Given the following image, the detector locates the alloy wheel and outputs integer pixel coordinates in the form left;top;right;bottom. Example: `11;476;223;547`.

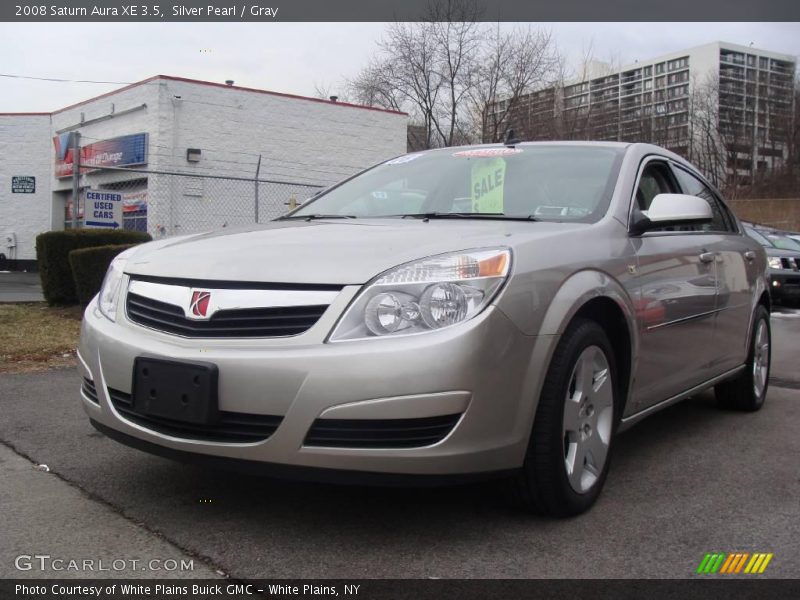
562;345;614;494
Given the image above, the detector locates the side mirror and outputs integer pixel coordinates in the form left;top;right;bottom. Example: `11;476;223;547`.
631;193;712;235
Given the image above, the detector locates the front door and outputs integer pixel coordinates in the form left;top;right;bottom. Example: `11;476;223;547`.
629;159;719;410
672;166;754;374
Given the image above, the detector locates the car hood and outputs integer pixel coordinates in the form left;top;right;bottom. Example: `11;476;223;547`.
124;219;584;285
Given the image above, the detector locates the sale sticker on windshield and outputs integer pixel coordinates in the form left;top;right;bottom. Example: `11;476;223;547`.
471;158;506;213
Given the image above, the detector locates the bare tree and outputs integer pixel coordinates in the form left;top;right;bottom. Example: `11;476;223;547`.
346;57;405;112
355;21;445;148
312;81;333;100
346;3;557;148
427;1;483;146
469;25;558;143
689;72;728;189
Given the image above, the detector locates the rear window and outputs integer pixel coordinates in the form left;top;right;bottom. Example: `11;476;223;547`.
291;146;624;223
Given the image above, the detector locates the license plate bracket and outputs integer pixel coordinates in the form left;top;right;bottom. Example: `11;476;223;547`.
132;357;219;425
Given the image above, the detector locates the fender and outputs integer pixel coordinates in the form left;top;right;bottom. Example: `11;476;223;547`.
537;269;638;343
507;269;640;456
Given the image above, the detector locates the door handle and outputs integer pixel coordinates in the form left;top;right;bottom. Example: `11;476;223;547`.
699;252;715;264
744;250;756;262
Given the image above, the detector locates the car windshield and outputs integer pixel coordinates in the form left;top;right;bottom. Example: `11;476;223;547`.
287;146;624;223
745;227;772;247
766;234;800;252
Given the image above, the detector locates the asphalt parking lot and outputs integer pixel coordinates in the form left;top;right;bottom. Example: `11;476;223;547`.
0;272;44;303
1;308;799;580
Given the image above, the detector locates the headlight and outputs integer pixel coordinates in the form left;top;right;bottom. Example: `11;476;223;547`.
97;254;130;321
329;248;511;342
768;257;783;270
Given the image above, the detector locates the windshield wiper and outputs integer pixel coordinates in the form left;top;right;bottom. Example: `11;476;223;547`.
399;212;539;222
276;214;358;221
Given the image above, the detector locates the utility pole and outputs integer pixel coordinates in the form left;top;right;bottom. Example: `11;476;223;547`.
70;131;81;229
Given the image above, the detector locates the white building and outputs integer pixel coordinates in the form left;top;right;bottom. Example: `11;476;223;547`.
0;75;408;270
492;41;796;186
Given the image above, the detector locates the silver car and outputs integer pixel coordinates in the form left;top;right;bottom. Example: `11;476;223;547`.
79;142;771;516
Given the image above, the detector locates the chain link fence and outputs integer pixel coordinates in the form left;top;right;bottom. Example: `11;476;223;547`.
65;166;325;237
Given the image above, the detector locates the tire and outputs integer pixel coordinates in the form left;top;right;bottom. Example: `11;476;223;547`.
715;304;771;412
510;318;619;517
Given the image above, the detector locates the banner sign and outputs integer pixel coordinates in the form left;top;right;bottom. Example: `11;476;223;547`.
11;176;36;193
84;190;124;229
122;189;148;213
54;133;148;178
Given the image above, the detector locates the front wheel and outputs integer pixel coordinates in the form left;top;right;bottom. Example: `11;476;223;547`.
510;319;618;517
714;305;771;411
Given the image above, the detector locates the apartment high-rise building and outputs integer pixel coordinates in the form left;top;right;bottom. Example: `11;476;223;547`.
487;42;796;186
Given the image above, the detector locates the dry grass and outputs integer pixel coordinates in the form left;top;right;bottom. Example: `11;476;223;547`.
0;303;83;373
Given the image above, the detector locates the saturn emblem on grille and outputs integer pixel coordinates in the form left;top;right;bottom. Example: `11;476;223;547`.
190;291;211;318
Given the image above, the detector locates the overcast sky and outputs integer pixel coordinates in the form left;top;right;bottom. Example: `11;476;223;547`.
0;22;797;112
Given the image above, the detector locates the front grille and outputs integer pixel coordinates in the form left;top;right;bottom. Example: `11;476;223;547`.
304;414;462;449
126;292;328;338
82;377;99;404
780;258;800;270
108;387;283;443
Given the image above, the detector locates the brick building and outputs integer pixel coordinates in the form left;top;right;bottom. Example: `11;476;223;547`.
0;76;408;270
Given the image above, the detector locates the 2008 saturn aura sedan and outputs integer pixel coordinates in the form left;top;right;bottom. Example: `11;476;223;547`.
79;142;771;516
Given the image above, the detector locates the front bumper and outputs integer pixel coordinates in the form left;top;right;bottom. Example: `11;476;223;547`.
769;270;800;302
79;296;553;477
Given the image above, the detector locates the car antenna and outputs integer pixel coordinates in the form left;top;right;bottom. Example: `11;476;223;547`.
504;128;522;147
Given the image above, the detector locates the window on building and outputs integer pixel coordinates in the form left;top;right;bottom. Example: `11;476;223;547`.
667;57;689;71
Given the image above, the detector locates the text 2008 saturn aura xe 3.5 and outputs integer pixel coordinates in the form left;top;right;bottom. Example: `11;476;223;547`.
79;142;770;516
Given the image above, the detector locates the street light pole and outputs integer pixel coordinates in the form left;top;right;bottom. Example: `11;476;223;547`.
70;131;81;229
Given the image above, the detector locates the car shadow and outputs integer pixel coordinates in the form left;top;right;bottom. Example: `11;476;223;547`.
118;390;725;518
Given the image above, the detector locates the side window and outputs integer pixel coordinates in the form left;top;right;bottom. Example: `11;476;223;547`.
635;161;691;233
635;161;678;212
674;168;735;233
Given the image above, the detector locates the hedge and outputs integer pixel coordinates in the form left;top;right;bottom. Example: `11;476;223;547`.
68;244;138;306
36;229;151;305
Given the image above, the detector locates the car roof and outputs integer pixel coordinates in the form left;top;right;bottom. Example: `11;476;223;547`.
420;141;631;154
414;141;695;170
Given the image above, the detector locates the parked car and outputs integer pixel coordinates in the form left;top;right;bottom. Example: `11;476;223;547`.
744;226;800;305
79;142;770;516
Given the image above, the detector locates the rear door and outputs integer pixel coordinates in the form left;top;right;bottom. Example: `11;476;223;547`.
628;158;719;411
